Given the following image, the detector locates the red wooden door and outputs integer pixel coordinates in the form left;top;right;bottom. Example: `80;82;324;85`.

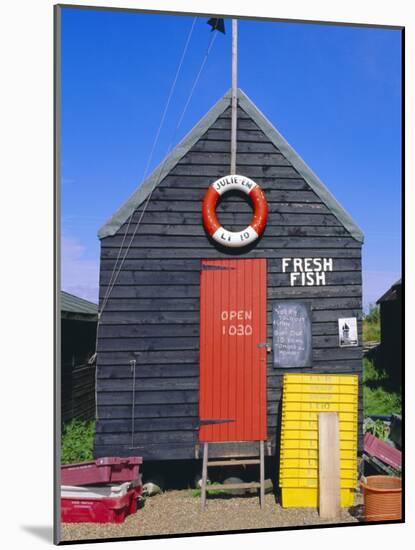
199;258;267;442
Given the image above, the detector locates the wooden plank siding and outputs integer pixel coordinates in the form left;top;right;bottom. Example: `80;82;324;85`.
62;363;96;423
94;105;363;460
61;318;97;424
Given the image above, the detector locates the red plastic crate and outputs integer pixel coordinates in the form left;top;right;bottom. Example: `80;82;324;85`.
364;432;402;470
61;457;143;486
61;481;143;523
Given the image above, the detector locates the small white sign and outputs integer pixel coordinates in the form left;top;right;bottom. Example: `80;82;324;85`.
338;317;358;347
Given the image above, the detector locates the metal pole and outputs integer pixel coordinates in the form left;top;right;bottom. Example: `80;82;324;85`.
231;18;238;174
130;359;136;448
201;443;209;511
260;440;265;509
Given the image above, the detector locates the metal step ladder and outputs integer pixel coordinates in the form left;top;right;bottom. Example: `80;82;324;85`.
200;441;265;510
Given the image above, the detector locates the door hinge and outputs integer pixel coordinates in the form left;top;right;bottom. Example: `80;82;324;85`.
201;264;235;271
199;418;236;426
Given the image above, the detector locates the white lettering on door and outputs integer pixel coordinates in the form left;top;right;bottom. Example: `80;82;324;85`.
221;310;253;336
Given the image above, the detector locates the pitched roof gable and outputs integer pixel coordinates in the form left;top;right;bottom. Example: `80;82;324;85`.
98;88;364;242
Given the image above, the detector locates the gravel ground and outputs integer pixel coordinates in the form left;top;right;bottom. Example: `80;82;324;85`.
60;488;364;542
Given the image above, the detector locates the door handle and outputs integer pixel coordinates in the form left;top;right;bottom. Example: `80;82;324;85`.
257;342;272;352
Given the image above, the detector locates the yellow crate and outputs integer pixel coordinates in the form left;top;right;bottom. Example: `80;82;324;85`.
279;468;357;481
280;448;357;460
283;374;358;386
283;392;358;404
282;401;358;413
282;411;358;423
280;429;356;441
281;439;357;451
281;419;356;432
280;487;355;508
279;477;357;489
283;384;358;396
279;373;359;505
280;457;357;470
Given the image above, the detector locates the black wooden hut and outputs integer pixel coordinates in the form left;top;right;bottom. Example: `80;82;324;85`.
61;291;98;423
377;279;402;385
94;89;364;463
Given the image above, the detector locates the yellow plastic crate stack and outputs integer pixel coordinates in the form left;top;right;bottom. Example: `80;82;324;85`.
279;373;359;508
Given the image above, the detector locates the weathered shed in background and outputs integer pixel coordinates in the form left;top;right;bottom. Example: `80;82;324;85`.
93;88;364;465
377;279;402;386
61;291;98;423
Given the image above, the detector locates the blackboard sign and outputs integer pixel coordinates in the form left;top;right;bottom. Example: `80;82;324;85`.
272;302;312;368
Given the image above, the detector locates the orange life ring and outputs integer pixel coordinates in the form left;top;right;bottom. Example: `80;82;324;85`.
202;175;268;248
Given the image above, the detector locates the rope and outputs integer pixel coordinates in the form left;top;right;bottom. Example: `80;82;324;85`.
95;22;220;426
99;27;219;317
141;16;198;184
175;30;218;130
99;16;198;316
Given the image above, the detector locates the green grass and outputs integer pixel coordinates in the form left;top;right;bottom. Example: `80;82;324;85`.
363;322;380;343
192;482;227;497
364;418;390;440
61;419;96;464
362;305;401;416
363;357;401;417
362;304;380;342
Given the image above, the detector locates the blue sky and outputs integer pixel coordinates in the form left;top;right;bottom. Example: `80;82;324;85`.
60;7;402;309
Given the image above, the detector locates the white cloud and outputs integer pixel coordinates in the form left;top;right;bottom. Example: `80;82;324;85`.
61;235;99;304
